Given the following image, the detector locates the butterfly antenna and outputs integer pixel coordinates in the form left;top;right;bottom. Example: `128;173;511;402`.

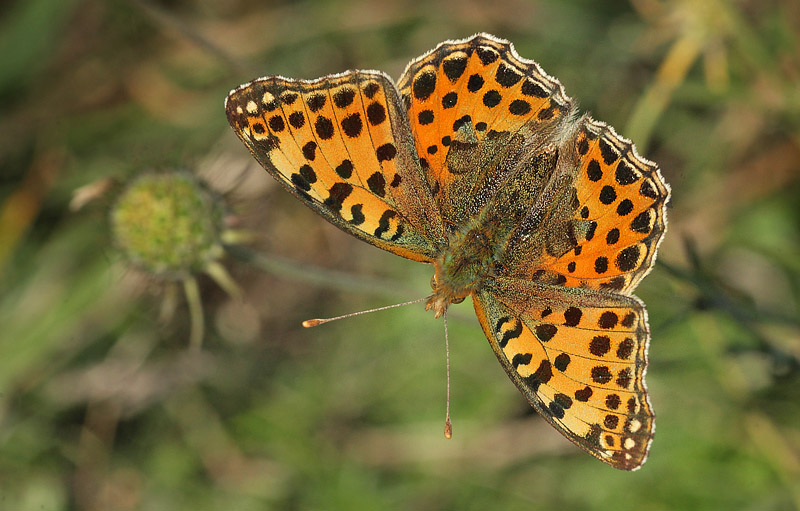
302;297;428;328
444;308;453;439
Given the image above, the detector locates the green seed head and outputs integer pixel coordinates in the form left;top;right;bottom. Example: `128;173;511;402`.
111;172;226;277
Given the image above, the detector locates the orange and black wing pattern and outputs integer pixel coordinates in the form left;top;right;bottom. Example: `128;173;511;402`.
226;71;444;262
545;120;669;293
397;34;575;227
226;34;668;472
503;118;670;294
474;278;655;470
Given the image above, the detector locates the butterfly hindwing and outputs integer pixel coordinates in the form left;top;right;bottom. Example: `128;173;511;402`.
549;120;670;292
473;277;655;470
500;117;670;292
225;71;444;262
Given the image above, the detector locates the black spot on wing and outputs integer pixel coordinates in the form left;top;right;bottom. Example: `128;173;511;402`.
442;92;458;109
495;63;522;87
349;204;365;225
523;360;552;391
315;116;334;139
335;159;353;179
616;368;632;389
640;179;658;198
498;319;523;348
621;313;636;328
442;55;468;82
577;138;589;155
268;115;285;132
376;143;397;162
599;138;618;165
575;386;593;402
476;46;499;65
522;79;548;98
616;199;634;216
367;172;386;197
363;82;380;99
467;74;484;92
288;111;305;129
615;160;639;185
616;245;641;271
483;90;502;107
418;110;434;125
554;353;571;371
333;87;355;108
598;312;618;329
509;99;531;115
299;164;316;184
341;113;362;138
549;401;566;419
323;182;353;213
413;71;436;101
599;186;617;205
281;92;297;105
563;307;582;326
606;394;621;410
535;324;557;342
617;338;634;360
307;93;326;112
366;102;386;126
374;209;397;238
591;366;613;384
302;141;317;160
587;160;603;181
631;211;652;233
512;352;533;369
589;335;611;356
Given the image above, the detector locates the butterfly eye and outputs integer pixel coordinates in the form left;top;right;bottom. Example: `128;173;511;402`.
451;295;466;304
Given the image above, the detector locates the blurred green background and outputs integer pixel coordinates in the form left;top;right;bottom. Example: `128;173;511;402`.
1;0;799;509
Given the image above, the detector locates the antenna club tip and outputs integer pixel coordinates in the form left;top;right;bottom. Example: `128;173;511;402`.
302;319;321;328
444;420;452;439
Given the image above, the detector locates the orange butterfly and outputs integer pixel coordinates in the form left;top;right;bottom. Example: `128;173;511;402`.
225;33;669;470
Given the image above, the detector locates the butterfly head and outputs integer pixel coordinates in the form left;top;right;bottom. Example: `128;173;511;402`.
426;224;498;318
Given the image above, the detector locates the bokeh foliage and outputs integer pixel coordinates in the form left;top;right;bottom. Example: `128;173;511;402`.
1;0;799;510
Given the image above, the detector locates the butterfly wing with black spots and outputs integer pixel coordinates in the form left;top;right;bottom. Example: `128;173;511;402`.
473;277;655;470
226;71;445;262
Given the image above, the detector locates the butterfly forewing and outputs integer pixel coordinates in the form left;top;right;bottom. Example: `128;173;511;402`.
225;72;443;262
397;34;575;229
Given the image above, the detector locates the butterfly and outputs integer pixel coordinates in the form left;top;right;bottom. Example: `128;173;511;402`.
225;33;670;470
